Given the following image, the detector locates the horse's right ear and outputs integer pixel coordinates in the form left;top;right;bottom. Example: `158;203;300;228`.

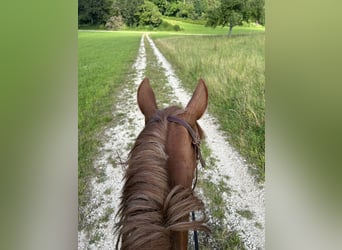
185;79;208;122
137;78;158;122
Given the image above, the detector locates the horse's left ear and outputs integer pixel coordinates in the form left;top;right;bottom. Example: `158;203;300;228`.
185;79;208;121
137;78;158;122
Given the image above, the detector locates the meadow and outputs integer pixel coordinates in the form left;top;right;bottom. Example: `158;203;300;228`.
78;31;142;225
141;18;266;178
78;21;265;232
161;17;265;35
153;33;265;181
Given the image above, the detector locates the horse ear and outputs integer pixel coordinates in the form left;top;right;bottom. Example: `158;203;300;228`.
137;78;158;121
185;79;208;121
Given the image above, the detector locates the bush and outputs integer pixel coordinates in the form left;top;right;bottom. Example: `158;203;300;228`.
159;20;172;30
137;1;162;27
105;15;124;30
176;2;195;18
173;24;181;31
157;20;182;32
164;2;179;16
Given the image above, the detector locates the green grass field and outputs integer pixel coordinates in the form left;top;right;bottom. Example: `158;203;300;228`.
153;34;265;181
78;31;141;226
161;17;264;35
78;20;265;232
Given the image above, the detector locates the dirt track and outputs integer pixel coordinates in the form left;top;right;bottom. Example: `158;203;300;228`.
78;34;265;250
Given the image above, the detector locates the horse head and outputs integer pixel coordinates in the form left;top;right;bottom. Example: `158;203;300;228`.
138;78;208;249
116;78;209;250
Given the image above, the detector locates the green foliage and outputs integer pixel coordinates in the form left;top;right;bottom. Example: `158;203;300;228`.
164;1;180;16
206;0;265;36
114;0;163;28
150;0;168;14
165;15;206;25
206;0;246;36
173;24;181;31
248;0;265;25
137;1;162;27
117;0;144;27
78;0;264;28
158;20;182;31
193;0;208;16
176;2;196;18
78;0;112;25
163;1;198;19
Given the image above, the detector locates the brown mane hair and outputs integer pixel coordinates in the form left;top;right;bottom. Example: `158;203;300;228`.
115;106;208;250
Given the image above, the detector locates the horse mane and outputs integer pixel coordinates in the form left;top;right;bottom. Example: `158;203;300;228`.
115;106;208;250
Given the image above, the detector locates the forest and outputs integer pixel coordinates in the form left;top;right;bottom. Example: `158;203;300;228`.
78;0;265;35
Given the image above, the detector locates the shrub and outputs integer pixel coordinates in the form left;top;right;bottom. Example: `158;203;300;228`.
105;15;124;30
164;2;179;16
176;2;195;18
173;24;181;31
158;20;182;32
137;1;162;27
159;20;172;30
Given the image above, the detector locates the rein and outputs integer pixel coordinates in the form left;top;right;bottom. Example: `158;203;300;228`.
167;115;206;250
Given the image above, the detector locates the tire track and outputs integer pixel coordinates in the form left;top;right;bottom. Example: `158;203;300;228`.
78;33;265;250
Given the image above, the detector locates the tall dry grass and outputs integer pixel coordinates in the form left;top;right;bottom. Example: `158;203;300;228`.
154;34;265;180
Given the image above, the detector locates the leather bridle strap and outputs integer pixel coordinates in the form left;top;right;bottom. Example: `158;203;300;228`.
167;115;204;250
167;115;206;191
167;115;199;144
167;115;206;169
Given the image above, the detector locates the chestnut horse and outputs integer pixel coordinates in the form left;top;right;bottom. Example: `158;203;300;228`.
115;78;209;250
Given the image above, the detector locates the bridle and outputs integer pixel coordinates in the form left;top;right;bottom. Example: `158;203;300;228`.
167;115;206;189
167;115;206;250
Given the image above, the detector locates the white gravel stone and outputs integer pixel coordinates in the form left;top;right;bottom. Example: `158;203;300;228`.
78;33;265;250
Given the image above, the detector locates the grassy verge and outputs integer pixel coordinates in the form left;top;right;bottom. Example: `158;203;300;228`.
142;37;177;107
153;34;265;182
193;142;246;249
78;31;142;228
198;180;246;250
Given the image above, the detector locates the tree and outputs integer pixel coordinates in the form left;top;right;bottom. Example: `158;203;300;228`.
150;0;168;15
117;0;144;27
78;0;112;25
177;2;196;18
206;0;247;36
105;15;124;30
164;1;179;16
193;0;208;17
248;0;265;25
137;1;162;27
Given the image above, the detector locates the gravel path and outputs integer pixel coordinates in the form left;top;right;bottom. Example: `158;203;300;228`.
78;33;265;250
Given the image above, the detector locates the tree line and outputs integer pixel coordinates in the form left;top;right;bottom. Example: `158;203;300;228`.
78;0;264;35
